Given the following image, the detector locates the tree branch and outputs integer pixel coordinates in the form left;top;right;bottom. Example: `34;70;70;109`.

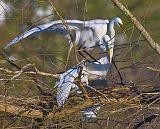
111;0;160;55
0;98;93;119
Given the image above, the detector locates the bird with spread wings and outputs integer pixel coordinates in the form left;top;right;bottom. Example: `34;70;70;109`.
5;17;123;65
5;17;124;107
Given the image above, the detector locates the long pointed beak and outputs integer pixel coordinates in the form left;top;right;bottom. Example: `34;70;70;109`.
118;23;126;36
108;48;112;63
107;47;114;64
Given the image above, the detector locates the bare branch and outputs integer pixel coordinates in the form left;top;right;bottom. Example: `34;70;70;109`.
110;0;160;55
147;67;160;72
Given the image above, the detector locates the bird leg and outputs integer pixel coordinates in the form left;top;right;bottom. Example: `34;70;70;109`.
112;59;125;86
78;44;101;64
78;45;95;63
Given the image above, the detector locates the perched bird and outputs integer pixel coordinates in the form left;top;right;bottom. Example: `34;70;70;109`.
5;17;123;65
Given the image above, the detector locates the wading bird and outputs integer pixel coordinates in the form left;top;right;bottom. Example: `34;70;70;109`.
4;17;123;118
5;17;123;66
4;17;123;106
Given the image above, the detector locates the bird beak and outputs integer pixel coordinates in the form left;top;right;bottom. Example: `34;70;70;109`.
107;48;112;63
107;46;114;64
118;23;126;36
108;48;110;63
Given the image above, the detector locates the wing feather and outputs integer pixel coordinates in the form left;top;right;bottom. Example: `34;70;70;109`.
5;19;109;49
56;67;79;107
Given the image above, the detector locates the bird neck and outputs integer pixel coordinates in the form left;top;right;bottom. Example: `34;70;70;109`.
75;30;81;43
108;21;115;42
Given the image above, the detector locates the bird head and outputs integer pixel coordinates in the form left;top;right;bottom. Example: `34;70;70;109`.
114;17;126;35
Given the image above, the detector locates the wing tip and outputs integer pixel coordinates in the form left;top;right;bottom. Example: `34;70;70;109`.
4;43;12;49
4;44;9;49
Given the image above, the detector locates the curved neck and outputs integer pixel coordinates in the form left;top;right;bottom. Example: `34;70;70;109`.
108;21;115;43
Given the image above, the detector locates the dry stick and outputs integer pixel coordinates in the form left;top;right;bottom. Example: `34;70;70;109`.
0;55;59;79
86;85;109;100
112;59;125;85
49;0;80;68
0;99;93;119
0;94;141;119
111;0;160;55
76;66;89;99
133;114;158;129
147;67;160;72
4;64;59;81
0;51;53;96
0;52;53;127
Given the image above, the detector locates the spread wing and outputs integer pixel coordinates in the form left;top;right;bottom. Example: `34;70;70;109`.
5;20;79;49
56;66;79;107
5;19;109;49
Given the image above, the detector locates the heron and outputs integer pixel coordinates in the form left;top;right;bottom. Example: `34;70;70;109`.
5;17;123;66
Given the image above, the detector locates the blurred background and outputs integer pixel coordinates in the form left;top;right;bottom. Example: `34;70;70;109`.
0;0;160;128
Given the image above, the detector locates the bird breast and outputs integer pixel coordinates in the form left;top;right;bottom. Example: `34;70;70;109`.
79;28;97;48
91;24;107;39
